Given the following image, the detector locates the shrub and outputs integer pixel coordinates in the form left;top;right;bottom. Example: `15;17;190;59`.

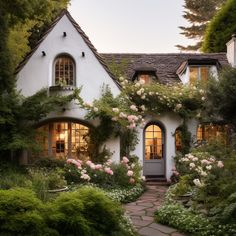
0;188;54;235
33;157;66;169
0;172;32;190
29;168;67;201
64;156;143;188
46;186;134;236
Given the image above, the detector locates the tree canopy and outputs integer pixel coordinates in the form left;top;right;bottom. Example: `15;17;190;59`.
176;0;225;51
202;0;236;53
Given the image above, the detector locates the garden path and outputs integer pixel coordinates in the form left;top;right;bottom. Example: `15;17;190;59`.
124;184;186;236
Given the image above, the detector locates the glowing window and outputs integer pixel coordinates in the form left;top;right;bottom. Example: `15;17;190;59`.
145;124;164;160
189;66;210;84
37;122;89;159
54;55;75;86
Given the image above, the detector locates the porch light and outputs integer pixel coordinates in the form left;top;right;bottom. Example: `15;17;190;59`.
63;32;67;37
42;51;46;56
82;52;85;57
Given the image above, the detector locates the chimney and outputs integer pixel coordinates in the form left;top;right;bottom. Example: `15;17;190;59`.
226;34;236;67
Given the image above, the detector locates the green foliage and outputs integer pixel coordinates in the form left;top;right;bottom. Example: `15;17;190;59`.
106;56;129;79
46;187;133;236
32;157;66;169
0;88;80;157
177;0;225;51
104;184;144;203
0;188;53;235
155;203;236;236
177;122;192;154
120;129;139;157
30;168;67;201
123;80;205;119
202;0;236;52
205;68;236;127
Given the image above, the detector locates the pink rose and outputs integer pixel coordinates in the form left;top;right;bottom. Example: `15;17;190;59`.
122;156;129;163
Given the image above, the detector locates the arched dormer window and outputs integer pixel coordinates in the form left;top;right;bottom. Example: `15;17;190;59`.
54;55;75;86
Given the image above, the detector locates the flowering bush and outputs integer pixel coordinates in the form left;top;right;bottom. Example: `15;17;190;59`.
65;156;143;188
122;79;205;119
174;152;224;188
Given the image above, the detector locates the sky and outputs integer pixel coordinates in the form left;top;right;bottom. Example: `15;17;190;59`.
68;0;196;53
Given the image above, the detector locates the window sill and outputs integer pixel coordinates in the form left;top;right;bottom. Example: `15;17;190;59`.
49;85;76;91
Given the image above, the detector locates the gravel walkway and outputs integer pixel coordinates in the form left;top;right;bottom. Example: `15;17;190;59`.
124;184;186;236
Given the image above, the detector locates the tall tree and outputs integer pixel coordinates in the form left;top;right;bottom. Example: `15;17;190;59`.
202;0;236;53
176;0;225;51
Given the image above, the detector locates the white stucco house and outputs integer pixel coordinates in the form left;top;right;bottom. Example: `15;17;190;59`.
16;10;236;181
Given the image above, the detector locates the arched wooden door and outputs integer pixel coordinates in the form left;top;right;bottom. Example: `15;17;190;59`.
143;124;165;176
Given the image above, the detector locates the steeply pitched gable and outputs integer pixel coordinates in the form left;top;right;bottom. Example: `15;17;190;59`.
16;9;120;88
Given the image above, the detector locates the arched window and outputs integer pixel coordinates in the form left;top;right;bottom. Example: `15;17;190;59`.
54;55;75;86
37;121;89;159
145;124;164;160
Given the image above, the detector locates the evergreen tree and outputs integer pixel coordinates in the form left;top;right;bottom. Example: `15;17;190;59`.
176;0;225;51
202;0;236;53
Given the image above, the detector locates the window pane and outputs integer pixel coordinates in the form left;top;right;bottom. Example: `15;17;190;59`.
201;67;209;82
189;67;198;84
36;122;89;160
145;124;163;160
55;56;75;86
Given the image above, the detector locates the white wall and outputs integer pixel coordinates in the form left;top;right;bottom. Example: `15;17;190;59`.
16;15;120;101
226;36;236;67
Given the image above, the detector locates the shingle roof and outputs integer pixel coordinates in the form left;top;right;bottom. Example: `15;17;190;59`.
101;53;229;84
15;9;120;88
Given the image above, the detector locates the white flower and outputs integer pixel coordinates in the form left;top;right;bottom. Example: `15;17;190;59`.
206;165;212;170
93;107;98;112
140;105;146;111
193;179;204;187
141;95;146;99
175;103;182;110
200;171;207;177
189;163;196;169
112;108;119;113
130;105;138;111
135;82;140;87
119;112;127;118
201;96;205;101
199;89;204;94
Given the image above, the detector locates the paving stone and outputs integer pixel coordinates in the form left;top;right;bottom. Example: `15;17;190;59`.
130;210;146;216
137;202;154;207
141;215;154;221
125;205;147;212
149;223;177;234
131;219;153;227
138;227;167;236
131;216;142;220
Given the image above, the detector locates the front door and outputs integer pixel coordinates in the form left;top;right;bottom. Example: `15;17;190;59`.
143;124;165;176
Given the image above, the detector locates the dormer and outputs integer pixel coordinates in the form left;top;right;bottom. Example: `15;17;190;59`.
176;59;220;84
132;67;158;84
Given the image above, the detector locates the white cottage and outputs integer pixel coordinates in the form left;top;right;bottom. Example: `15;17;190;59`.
16;10;236;181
